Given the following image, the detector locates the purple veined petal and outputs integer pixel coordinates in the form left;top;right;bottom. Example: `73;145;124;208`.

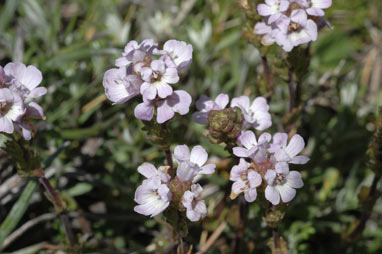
238;130;257;149
258;132;272;144
233;147;249;158
244;188;257;202
190;145;208;167
186;209;199;221
257;4;274;16
115;57;130;67
0;87;14;101
254;22;272;35
134;184;156;204
306;20;318;41
230;159;249;181
191;183;203;194
5;63;43;91
0;116;14;134
140;67;153;82
151;59;166;74
274;149;291;162
157;184;171;202
162;67;179;84
286;171;304;189
182;190;194;208
134;102;154;121
26;102;44;119
248;170;262;188
279;0;290;11
251;111;272;130
250;96;269;112
276;184;296;203
138;163;158;178
290;155;310;164
262;34;276;45
269;132;288;153
231;180;246;195
18;123;32;140
291;9;308;26
285;134;306;158
275;162;289;175
177;161;199;183
174;144;191;162
168;90;192;115
195;95;213;111
141;82;157;100
156;100;175;124
194;200;207;217
163;40;193;70
281;37;294;52
199;164;216;175
156;82;173;99
123;40;139;54
268;13;282;24
103;68;140;104
192;112;209;124
215;93;229;109
312;0;332;9
306;7;325;16
29;87;47;98
264;169;277;185
231;96;250;110
265;185;280;205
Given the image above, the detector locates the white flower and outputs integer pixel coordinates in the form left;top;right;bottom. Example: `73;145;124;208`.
182;184;207;222
264;162;304;205
257;0;290;24
160;40;193;71
134;176;172;217
230;96;272;130
268;133;309;164
233;130;271;163
174;145;216;182
137;162;171;183
0;88;25;134
230;158;262;202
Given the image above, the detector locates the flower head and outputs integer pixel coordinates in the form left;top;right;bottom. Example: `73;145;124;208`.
230;96;272;130
174;145;216;182
0;88;25;134
268;133;309;164
230;158;262;202
264;162;303;205
233;130;271;163
182;184;207;222
257;0;290;23
134;90;192;124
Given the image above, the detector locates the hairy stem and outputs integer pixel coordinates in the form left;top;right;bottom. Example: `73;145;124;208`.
273;226;280;249
348;175;380;241
38;171;75;248
261;55;274;97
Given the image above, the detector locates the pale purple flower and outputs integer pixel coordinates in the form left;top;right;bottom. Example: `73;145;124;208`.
192;93;229;124
0;88;25;134
134;90;191;124
274;11;318;52
174;144;216;182
137;162;171;183
14;102;45;140
230;158;262;202
3;62;47;98
257;0;290;24
102;67;142;104
233;130;271;163
254;22;277;46
231;96;272;130
182;184;207;222
268;133;309;164
264;162;303;205
296;0;332;16
115;39;158;68
140;59;179;100
160;40;193;71
134;176;172;217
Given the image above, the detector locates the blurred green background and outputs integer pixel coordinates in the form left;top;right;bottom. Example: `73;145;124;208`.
0;0;381;253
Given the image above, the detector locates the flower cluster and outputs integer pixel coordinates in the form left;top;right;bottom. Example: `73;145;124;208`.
231;131;308;205
0;63;46;139
103;39;193;123
134;145;215;222
193;93;271;131
254;0;332;52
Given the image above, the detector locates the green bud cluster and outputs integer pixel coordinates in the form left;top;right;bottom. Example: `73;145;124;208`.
207;107;243;146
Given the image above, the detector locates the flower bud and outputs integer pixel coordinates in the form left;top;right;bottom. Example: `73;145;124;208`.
207;107;243;145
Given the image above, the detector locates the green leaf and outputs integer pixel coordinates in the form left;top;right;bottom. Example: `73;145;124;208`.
66;183;93;197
